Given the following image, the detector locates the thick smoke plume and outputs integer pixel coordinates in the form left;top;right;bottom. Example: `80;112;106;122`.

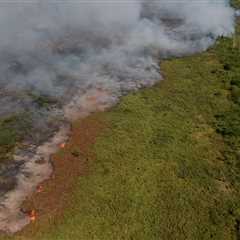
0;1;234;116
0;0;235;233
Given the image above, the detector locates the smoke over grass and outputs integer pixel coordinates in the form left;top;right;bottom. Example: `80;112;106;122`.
0;1;234;117
0;0;235;234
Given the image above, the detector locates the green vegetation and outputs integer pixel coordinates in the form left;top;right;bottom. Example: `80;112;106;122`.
232;0;240;8
28;92;59;108
0;92;59;163
3;22;239;240
213;31;240;187
0;114;31;163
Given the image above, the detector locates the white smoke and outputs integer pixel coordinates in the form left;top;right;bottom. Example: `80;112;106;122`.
0;0;235;103
0;0;236;233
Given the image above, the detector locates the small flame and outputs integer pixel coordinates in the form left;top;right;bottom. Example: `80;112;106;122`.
87;95;98;102
60;143;66;149
36;185;43;193
29;210;37;222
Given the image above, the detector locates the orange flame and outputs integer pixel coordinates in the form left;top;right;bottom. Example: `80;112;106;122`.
36;185;43;193
29;210;37;222
60;143;66;149
87;95;98;102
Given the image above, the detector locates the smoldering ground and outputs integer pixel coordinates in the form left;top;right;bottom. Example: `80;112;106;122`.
0;0;235;233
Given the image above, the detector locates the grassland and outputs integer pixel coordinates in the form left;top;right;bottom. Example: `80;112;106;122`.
0;2;239;239
1;15;239;240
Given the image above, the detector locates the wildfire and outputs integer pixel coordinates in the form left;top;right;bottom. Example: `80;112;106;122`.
29;210;37;222
36;185;43;193
87;95;98;102
60;143;66;149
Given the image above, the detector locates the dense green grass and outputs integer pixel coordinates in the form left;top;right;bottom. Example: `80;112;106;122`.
4;28;240;239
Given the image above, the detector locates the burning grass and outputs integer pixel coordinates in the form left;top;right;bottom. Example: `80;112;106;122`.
0;115;106;238
1;23;240;239
0;0;236;234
